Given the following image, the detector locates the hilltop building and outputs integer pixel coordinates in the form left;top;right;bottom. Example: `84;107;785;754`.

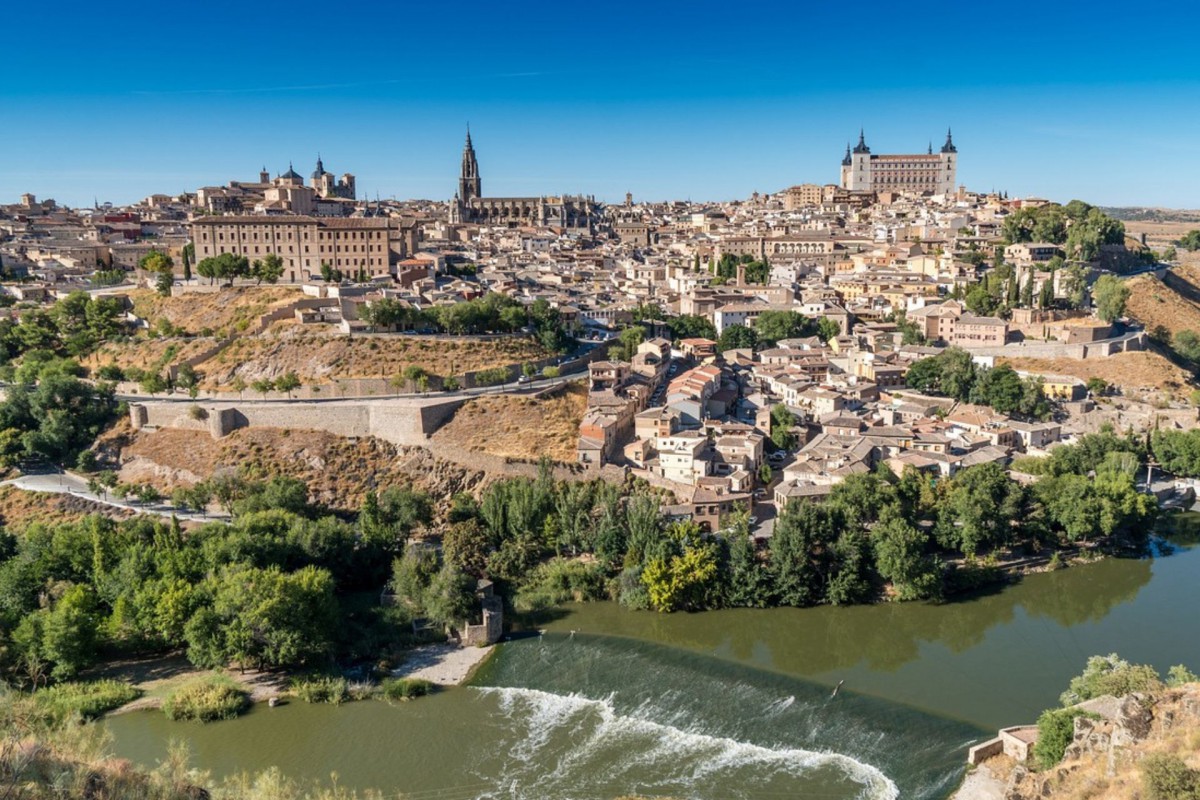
448;128;599;229
840;130;958;195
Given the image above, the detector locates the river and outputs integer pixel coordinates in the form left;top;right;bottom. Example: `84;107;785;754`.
105;516;1200;800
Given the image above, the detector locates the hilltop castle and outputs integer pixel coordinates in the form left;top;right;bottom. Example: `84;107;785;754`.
840;129;957;195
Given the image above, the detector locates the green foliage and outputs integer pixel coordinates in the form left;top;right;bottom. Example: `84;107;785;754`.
1033;707;1096;769
906;348;1050;418
1173;330;1200;364
196;253;249;285
1141;754;1200;800
251;253;285;285
291;675;349;705
33;679;140;721
1059;653;1163;706
513;558;608;612
474;367;510;386
380;677;434;701
666;314;717;341
162;674;249;722
816;317;842;343
1167;664;1200;687
769;404;796;450
1091;274;1130;322
754;310;815;346
717;324;757;353
1178;230;1200;252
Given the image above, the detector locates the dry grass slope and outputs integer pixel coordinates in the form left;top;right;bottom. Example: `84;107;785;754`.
129;286;302;335
200;331;551;386
119;427;483;512
433;382;588;463
1125;264;1200;339
1002;352;1191;394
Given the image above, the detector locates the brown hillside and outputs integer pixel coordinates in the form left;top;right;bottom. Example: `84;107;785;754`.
82;337;223;375
433;382;588;463
0;485;134;530
199;330;550;386
118;427;483;512
1125;263;1200;338
987;684;1200;800
129;286;303;335
1001;351;1191;393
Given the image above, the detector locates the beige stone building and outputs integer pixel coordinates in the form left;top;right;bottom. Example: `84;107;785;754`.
840;130;957;195
190;216;417;283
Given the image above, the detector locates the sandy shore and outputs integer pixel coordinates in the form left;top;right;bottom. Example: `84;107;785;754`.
394;643;496;686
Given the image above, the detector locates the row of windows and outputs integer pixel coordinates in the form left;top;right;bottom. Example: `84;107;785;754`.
198;229;387;243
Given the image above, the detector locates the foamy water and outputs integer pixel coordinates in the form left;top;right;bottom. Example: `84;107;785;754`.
472;685;898;800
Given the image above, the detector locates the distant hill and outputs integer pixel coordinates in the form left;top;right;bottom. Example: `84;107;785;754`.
1100;206;1200;223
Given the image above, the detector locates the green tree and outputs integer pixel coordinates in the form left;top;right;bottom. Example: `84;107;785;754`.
717;324;758;353
873;508;941;601
251;253;285;285
275;371;301;398
1091;274;1130;322
769;404;796;451
41;584;99;680
1178;230;1200;252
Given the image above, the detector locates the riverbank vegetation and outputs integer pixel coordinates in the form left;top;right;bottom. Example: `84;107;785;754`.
389;433;1155;616
162;675;248;722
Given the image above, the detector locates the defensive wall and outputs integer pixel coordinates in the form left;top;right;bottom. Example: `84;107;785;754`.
129;396;467;448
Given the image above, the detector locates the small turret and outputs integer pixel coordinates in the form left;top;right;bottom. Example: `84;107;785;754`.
853;128;870;154
941;128;957;154
842;143;852;166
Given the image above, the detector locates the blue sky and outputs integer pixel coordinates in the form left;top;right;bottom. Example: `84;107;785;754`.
1;0;1196;208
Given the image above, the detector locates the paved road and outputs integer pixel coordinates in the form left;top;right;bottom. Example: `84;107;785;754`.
2;472;228;523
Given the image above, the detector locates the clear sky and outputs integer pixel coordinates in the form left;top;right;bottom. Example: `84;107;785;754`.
1;0;1196;209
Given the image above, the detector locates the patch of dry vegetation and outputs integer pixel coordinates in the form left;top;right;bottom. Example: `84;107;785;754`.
81;336;222;375
129;286;302;336
199;331;551;387
991;683;1200;800
1002;352;1191;393
1126;264;1200;339
434;382;588;462
118;427;481;512
0;485;133;530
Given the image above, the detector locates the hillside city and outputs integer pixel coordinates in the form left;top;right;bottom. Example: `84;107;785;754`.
5;127;1200;800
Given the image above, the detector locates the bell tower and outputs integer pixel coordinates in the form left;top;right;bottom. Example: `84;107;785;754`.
458;126;481;204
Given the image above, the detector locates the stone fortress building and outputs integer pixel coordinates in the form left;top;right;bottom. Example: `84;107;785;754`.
449;128;599;229
840;129;957;195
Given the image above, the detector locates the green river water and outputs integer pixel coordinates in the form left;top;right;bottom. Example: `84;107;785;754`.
105;517;1200;800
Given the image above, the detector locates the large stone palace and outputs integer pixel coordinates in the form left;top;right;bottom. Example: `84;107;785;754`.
448;128;599;229
839;129;958;195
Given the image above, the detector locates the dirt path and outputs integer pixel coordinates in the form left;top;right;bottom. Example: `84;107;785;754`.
393;643;495;686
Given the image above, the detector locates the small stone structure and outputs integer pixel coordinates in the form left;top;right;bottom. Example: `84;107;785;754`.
461;579;503;647
966;725;1039;765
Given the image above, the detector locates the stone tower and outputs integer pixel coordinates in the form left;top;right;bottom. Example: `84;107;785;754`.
458;127;481;204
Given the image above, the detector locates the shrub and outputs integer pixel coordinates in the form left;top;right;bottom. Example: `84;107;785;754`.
34;680;141;721
188;405;208;421
542;366;560;379
474;367;510;387
380;678;434;701
163;675;248;722
1033;708;1096;769
1060;653;1163;705
1141;753;1200;800
291;675;348;705
514;558;609;612
1168;664;1200;687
